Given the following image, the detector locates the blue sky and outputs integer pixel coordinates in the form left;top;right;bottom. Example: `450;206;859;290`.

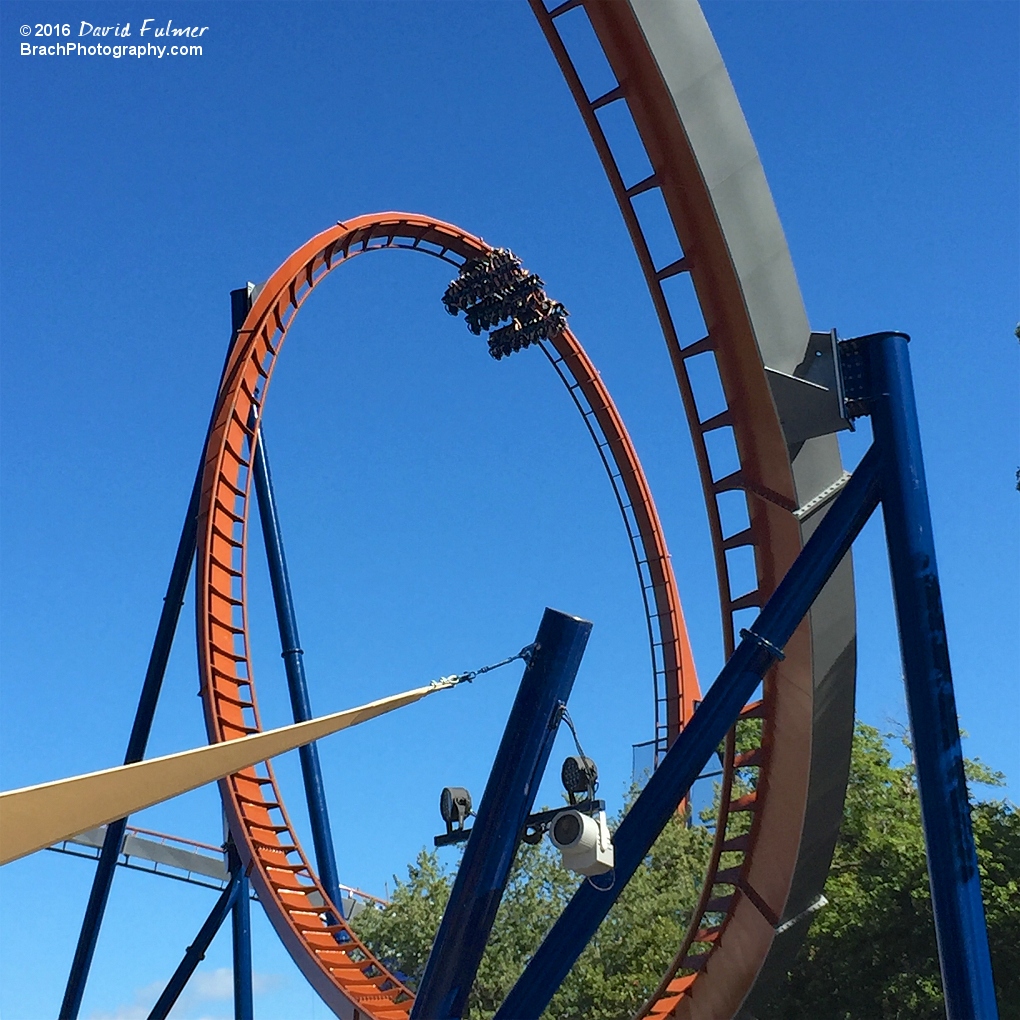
1;2;1016;1017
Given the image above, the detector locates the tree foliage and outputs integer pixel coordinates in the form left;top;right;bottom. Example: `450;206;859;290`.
354;798;712;1020
353;724;1019;1019
763;724;1019;1020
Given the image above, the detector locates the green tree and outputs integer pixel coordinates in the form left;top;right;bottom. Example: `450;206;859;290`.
761;724;1019;1020
353;797;712;1020
354;726;1019;1019
353;849;451;986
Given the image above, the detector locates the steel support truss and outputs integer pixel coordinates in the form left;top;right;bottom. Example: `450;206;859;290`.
492;332;996;1020
58;279;997;1020
60;286;340;1019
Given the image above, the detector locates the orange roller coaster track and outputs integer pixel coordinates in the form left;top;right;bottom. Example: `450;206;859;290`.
527;4;858;1017
196;212;702;1019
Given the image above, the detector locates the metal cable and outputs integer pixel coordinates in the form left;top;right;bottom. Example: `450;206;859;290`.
429;644;536;691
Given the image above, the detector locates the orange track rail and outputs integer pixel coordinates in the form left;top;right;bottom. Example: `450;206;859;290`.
195;213;701;1018
530;4;829;1016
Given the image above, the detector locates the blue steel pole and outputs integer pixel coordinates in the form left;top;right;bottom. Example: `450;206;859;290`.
412;608;593;1020
227;842;254;1020
495;448;882;1020
147;871;243;1020
866;332;997;1019
59;470;203;1020
250;426;343;915
60;300;246;1019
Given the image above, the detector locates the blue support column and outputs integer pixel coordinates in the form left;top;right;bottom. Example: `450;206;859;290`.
227;841;253;1020
60;301;246;1019
495;449;881;1020
147;872;243;1020
866;332;998;1019
412;608;592;1020
60;472;203;1020
250;427;343;915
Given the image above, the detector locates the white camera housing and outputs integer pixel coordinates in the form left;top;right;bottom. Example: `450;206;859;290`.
548;808;614;876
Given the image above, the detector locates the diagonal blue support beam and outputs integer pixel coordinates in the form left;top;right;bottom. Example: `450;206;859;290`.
250;424;344;916
865;331;997;1019
60;295;247;1019
412;608;592;1020
61;475;202;1011
60;449;205;1020
495;446;882;1020
147;870;243;1020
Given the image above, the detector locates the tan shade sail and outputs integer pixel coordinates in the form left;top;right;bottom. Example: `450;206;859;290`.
0;683;442;865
